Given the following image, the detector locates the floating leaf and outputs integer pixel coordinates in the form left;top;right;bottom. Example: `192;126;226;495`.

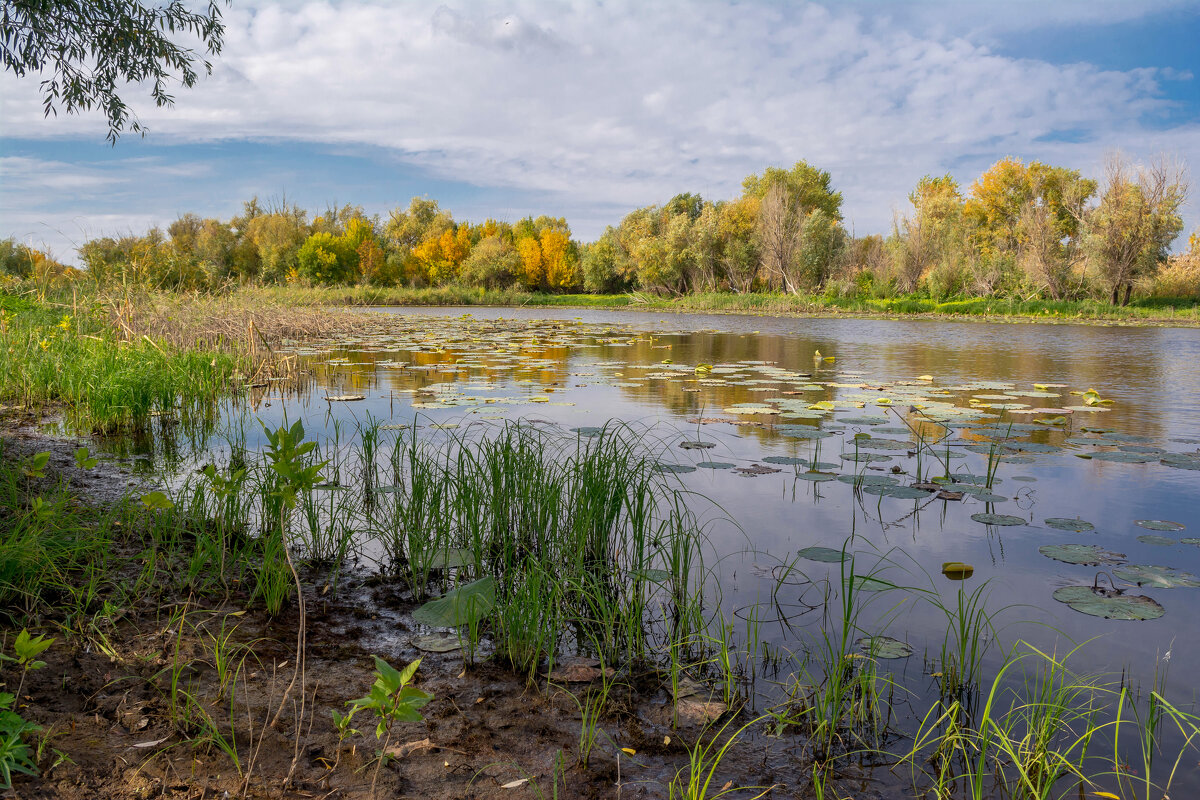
941;562;975;580
855;636;913;659
1112;565;1200;588
1135;520;1185;532
326;394;366;402
1045;518;1096;532
762;455;806;466
680;441;716;450
863;484;936;500
655;463;697;475
696;461;735;470
1052;585;1163;620
413;577;496;628
794;471;837;482
1039;544;1126;566
971;513;1025;527
797;546;847;563
1136;534;1177;546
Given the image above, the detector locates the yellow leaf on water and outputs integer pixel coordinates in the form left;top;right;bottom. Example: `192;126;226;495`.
917;375;933;381
621;747;636;755
1091;793;1121;800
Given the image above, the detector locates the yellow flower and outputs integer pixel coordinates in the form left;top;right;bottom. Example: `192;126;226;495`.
38;339;49;351
58;314;72;331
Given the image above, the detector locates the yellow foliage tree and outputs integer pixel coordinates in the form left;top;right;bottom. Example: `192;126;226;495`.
540;229;577;289
517;236;544;288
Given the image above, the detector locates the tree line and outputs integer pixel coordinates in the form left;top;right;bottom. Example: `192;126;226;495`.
4;153;1196;304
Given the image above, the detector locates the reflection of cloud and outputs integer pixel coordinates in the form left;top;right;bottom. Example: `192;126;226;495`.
0;1;1197;246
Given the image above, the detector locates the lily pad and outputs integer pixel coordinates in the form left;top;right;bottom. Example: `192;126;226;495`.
655;463;697;475
1088;451;1156;464
1039;544;1126;566
1052;585;1164;620
1181;538;1200;546
762;455;807;466
696;461;735;470
855;636;913;659
1135;520;1185;532
836;474;898;486
941;562;974;580
863;485;937;500
1045;518;1096;532
680;441;715;450
1112;565;1200;588
413;577;496;628
797;546;847;563
840;416;889;426
971;513;1026;527
1136;535;1177;546
794;471;837;482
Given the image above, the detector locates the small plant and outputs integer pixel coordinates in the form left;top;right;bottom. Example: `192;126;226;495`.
21;452;50;481
342;656;432;791
1;630;54;699
0;630;55;789
72;447;98;470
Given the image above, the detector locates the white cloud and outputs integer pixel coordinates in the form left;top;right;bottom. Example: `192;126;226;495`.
1;0;1197;243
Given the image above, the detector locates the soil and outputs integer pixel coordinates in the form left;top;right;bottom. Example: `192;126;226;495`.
0;416;853;800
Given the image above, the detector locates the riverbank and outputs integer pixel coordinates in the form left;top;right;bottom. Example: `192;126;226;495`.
244;285;1200;326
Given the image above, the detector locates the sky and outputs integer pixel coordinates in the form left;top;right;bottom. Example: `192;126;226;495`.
1;0;1198;263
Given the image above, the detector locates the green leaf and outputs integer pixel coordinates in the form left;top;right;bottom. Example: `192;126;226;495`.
140;491;174;511
413;577;496;628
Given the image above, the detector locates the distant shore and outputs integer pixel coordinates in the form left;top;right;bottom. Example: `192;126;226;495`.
247;285;1200;327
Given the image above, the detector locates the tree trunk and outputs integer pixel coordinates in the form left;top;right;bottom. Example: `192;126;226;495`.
1122;282;1133;306
1111;284;1120;305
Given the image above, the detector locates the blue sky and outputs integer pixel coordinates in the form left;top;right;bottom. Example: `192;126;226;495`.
1;0;1198;263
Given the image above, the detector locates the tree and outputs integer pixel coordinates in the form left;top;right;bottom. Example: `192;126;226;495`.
1;1;229;143
1086;154;1187;305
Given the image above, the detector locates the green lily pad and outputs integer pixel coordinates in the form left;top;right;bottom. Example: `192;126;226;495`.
863;484;937;500
841;452;893;463
797;546;847;563
1045;518;1096;532
855;636;913;659
1135;520;1185;532
1089;451;1156;463
1039;544;1126;566
840;416;889;426
680;441;715;450
696;461;735;470
971;513;1026;527
776;427;836;439
570;426;603;436
762;455;807;466
1052;585;1164;620
1112;565;1200;588
1161;453;1200;470
630;568;672;584
795;471;837;482
853;576;896;592
836;474;898;486
1136;535;1177;546
413;577;496;628
655;463;697;474
1181;538;1200;546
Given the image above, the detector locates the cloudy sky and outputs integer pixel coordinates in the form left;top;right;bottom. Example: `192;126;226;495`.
2;0;1198;262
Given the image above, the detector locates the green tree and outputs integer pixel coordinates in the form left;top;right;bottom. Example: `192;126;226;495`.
1;0;229;143
1086;155;1187;305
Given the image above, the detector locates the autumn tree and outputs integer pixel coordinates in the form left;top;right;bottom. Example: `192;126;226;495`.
1085;154;1187;305
745;161;843;293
